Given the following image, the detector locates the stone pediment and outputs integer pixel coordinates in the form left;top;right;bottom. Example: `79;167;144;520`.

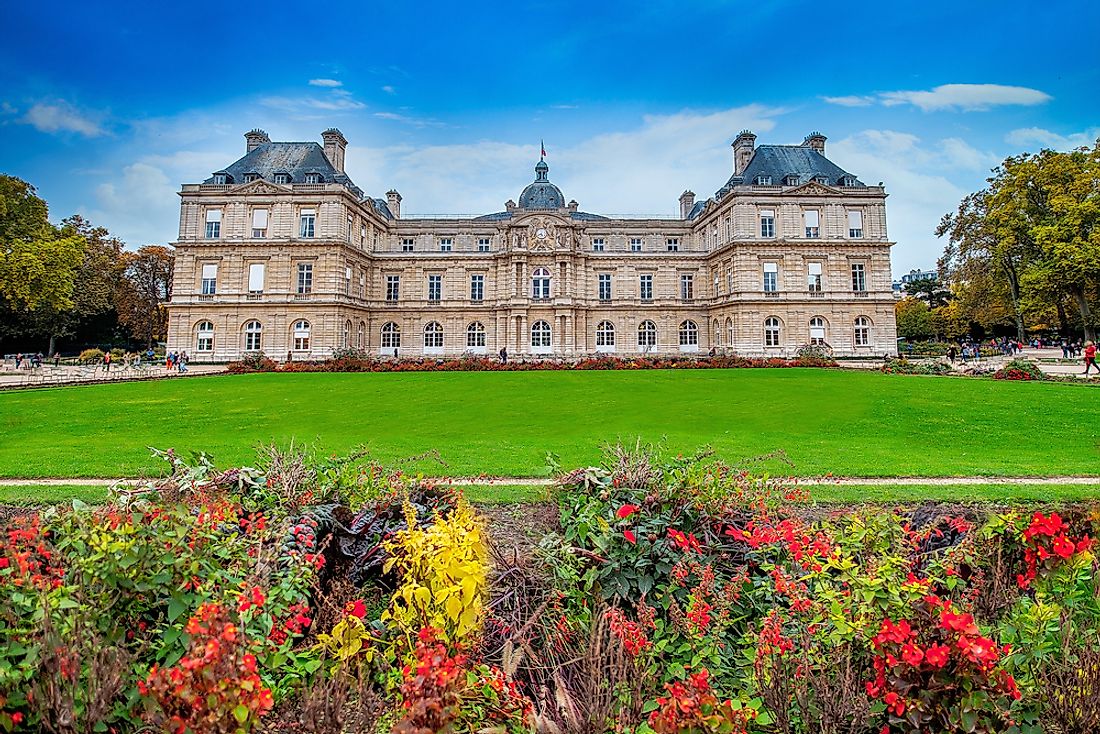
231;179;287;195
508;214;574;252
786;181;840;196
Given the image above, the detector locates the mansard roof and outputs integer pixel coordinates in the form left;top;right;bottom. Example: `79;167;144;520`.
205;142;363;197
731;145;864;189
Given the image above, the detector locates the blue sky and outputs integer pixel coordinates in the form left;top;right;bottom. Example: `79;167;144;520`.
1;0;1097;274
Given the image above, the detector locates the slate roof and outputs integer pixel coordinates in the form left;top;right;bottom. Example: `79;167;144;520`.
729;145;864;189
205;142;365;199
517;159;566;210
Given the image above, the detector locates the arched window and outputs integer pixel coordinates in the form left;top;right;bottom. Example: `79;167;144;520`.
196;321;214;351
638;320;657;350
381;322;401;349
531;268;551;299
467;322;486;348
712;319;721;346
679;320;699;346
343;320;352;348
764;317;781;347
726;317;734;346
531;320;551;349
424;321;444;349
854;316;871;346
244;320;262;352
809;316;827;345
292;320;311;350
357;321;365;349
596;320;615;348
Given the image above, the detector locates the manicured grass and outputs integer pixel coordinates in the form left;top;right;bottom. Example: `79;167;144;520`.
0;485;111;505
0;369;1097;479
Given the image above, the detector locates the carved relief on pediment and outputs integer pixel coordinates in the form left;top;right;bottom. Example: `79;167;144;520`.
233;180;283;195
510;215;573;252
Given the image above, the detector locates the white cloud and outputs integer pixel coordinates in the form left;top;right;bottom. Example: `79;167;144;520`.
20;99;106;136
940;137;999;171
373;111;447;128
879;83;1051;112
550;104;579;110
85;162;178;245
308;78;343;88
381;85;396;95
822;95;875;107
1004;126;1100;150
259;95;366;113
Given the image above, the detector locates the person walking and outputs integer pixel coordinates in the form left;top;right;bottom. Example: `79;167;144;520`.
947;345;957;364
499;346;508;364
166;352;174;371
103;350;112;372
53;352;60;367
1084;341;1098;376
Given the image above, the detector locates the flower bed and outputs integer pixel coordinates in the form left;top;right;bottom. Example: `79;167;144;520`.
881;357;955;375
1;445;1099;733
993;358;1047;381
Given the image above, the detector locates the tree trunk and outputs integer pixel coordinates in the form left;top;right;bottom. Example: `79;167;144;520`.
1005;269;1026;341
1056;301;1070;338
1070;285;1096;342
48;334;56;356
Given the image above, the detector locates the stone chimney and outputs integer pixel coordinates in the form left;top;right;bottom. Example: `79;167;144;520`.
321;128;348;173
732;130;756;175
245;129;270;153
679;190;696;219
803;131;826;155
386;190;402;219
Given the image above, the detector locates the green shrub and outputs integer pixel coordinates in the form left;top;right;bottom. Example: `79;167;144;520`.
881;358;953;375
78;348;104;364
993;358;1045;381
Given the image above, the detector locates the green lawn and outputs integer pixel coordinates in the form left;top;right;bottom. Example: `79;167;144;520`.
0;369;1097;479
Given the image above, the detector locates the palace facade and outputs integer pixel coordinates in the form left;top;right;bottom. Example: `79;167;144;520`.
166;128;897;360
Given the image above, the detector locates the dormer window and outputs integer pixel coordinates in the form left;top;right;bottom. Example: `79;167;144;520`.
304;172;321;184
840;176;856;187
755;175;772;185
212;173;227;185
274;173;290;185
784;175;799;186
244;173;259;183
814;176;829;184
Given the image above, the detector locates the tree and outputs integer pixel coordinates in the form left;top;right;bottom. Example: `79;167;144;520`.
116;245;173;348
903;276;951;308
895;297;933;341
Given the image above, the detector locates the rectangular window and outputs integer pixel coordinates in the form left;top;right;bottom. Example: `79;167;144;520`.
299;209;316;238
251;209;268;238
360;225;367;244
807;262;823;292
639;274;653;301
304;173;320;184
386;275;400;302
666;238;680;252
760;209;775;238
477;237;490;252
439;238;452;252
851;263;867;292
470;274;484;301
592;238;605;252
427;274;442;302
247;263;264;293
200;263;217;295
297;263;313;294
212;173;226;185
204;209;221;239
401;238;414;252
804;209;820;238
680;274;694;301
726;267;733;293
848;210;864;238
763;262;778;292
345;266;352;295
598;273;612;302
630;237;643;252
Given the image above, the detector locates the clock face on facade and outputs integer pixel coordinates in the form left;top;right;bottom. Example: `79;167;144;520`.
536;228;548;240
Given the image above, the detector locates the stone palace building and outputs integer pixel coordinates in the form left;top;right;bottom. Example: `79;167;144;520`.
166;128;897;360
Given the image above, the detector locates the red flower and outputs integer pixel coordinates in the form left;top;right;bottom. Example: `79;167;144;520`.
0;558;8;569
623;529;637;545
1052;534;1076;559
901;643;924;667
924;643;950;668
616;504;639;519
345;599;367;619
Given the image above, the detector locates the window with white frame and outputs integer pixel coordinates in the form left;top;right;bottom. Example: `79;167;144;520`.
247;263;265;294
755;175;772;185
345;266;352;296
200;263;217;295
630;237;643;252
297;263;313;294
357;321;365;349
204;209;222;239
814;175;829;184
763;262;778;292
712;319;721;345
470;274;484;301
401;238;415;252
358;272;365;298
784;175;800;186
292;320;311;350
386;275;400;302
807;262;823;292
299;209;316;238
424;321;443;348
477;237;491;252
212;173;227;185
304;172;320;184
854;316;871;346
851;263;867;292
848;210;864;238
439;238;452;252
638;320;657;349
840;176;856;187
467;322;486;348
809;316;827;345
666;237;680;252
726;317;734;345
592;237;605;252
244;320;262;351
804;209;820;238
759;209;775;238
531;320;551;348
274;173;290;185
764;317;781;347
639;274;653;301
596;320;615;347
196;321;214;351
251;209;268;238
343;320;352;348
679;320;698;346
726;267;733;292
427;274;442;302
360;225;366;245
598;273;612;302
381;322;401;349
347;214;354;243
680;274;694;300
532;267;551;299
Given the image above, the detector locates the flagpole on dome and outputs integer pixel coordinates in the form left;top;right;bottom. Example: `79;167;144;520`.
540;139;546;160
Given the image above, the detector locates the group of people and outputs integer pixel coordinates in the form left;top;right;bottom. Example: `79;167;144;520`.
165;351;190;372
1059;339;1087;359
11;352;52;369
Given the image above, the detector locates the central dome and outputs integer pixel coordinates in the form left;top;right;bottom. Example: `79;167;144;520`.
518;159;565;209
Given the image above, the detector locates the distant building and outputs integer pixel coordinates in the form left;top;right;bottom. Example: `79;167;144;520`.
893;268;939;297
166;128;898;360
